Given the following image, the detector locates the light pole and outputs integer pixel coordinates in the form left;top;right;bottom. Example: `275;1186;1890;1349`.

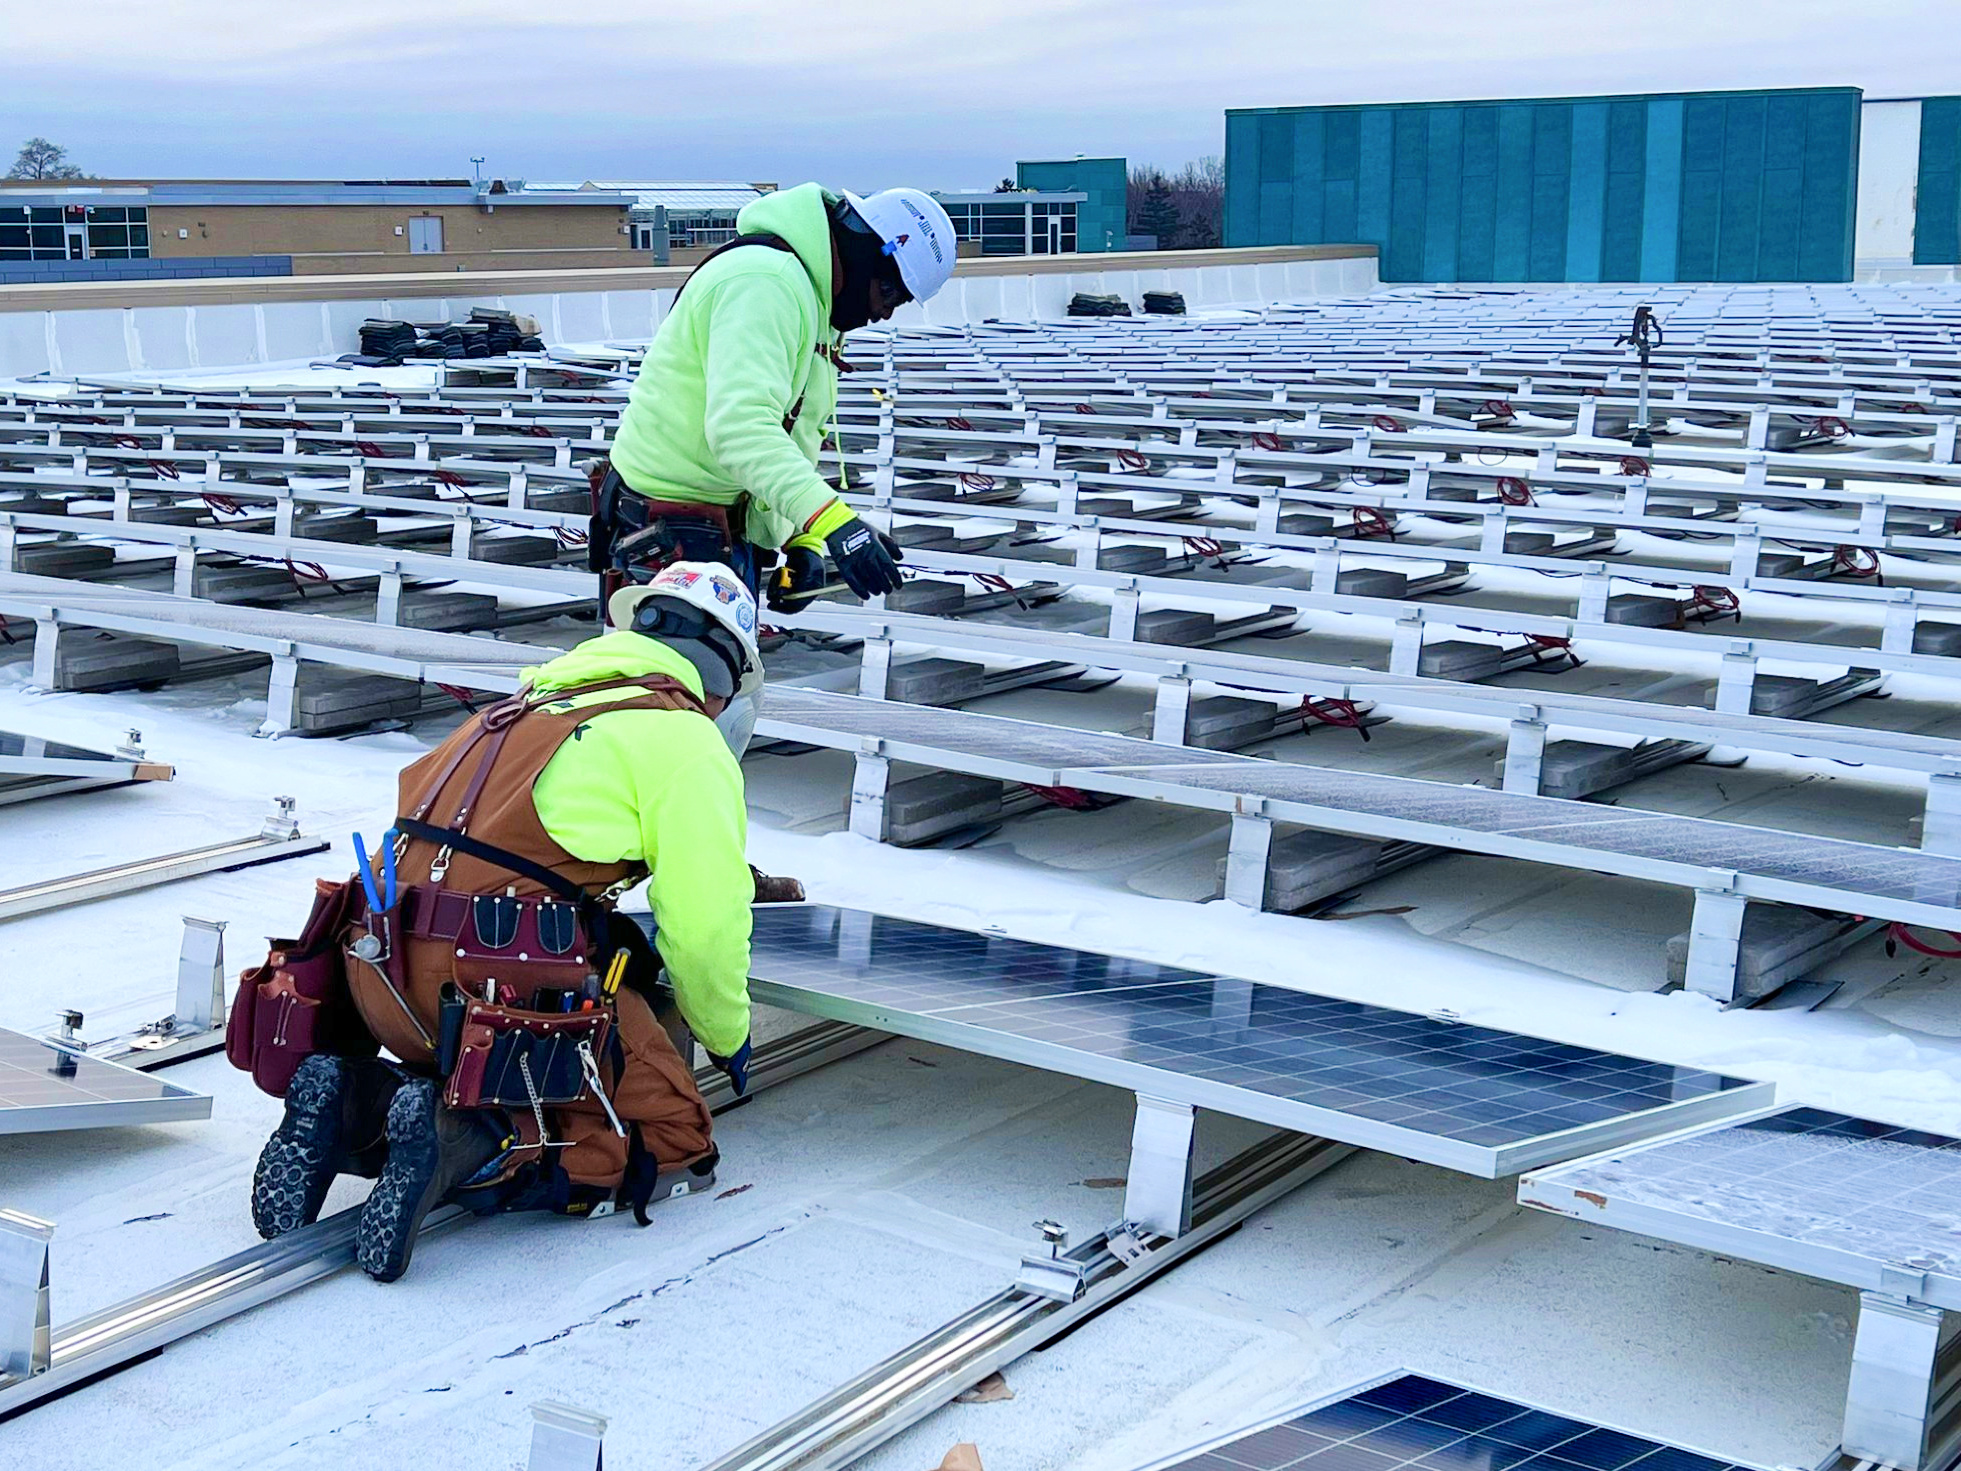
470;156;486;187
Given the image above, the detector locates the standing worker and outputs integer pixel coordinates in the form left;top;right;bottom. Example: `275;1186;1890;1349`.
590;182;959;611
244;563;770;1282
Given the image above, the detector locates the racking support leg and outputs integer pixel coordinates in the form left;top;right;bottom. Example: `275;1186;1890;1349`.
1222;804;1273;911
1714;651;1758;717
172;545;196;599
0;1208;53;1381
1152;675;1192;746
31;618;59;689
1841;1293;1953;1471
527;1401;607;1471
1921;773;1961;857
848;749;891;842
1882;592;1921;655
1389;615;1424;677
1123;1095;1196;1240
0;525;15;573
1108;587;1139;644
259;655;300;738
858;636;892;701
1502;715;1548;795
1683;889;1748;1004
1310;544;1341;594
376;570;403;627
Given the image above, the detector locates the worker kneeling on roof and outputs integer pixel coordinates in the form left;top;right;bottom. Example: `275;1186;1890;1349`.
236;563;777;1282
589;182;958;614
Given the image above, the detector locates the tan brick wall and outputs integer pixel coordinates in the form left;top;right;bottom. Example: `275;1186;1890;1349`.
146;203;631;259
291;248;651;275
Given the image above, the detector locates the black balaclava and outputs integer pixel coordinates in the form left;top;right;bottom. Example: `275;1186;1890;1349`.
828;195;892;334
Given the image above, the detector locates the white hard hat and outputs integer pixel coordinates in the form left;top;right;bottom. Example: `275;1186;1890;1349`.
608;561;764;699
845;188;957;302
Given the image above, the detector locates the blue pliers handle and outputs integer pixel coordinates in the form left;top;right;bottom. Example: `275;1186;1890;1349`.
352;828;398;912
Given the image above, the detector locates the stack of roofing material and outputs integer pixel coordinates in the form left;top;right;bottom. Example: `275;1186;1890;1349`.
1142;290;1186;316
1068;292;1131;317
405;323;466;360
469;308;540;354
356;320;418;360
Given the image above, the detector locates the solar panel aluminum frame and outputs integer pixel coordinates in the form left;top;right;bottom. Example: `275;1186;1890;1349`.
745;973;1774;1180
0;1038;209;1136
1127;1369;1765;1471
1518;1103;1961;1312
753;694;1961;936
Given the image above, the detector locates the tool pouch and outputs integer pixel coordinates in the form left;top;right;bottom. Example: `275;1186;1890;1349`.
226;876;376;1096
443;891;595;999
443;997;611;1114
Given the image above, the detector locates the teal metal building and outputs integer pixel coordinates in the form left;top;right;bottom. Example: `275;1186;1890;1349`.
1017;157;1127;252
1916;97;1961;264
1225;88;1862;282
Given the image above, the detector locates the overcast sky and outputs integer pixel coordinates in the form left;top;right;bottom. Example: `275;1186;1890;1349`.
4;1;1958;190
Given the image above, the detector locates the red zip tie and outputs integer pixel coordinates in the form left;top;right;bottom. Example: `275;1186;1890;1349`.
1618;455;1651;477
354;440;389;459
1251;431;1284;452
1371;413;1404;433
433;469;467;487
971;572;1014;594
1811;415;1851;441
285;559;331;583
200;491;243;515
435;683;480;713
945;416;974;431
1182;535;1225;559
553;525;589;549
1074;403;1096;415
1496;476;1534;506
1482;399;1516;420
1116;448;1149;470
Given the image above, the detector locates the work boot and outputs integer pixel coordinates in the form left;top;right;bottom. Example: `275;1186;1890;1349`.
355;1079;508;1283
251;1055;408;1240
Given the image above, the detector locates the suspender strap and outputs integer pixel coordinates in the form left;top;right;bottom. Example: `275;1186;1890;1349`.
393;816;595;908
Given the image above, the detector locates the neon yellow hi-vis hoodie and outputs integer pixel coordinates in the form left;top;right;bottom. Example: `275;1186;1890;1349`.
607;182;842;553
522;631;752;1058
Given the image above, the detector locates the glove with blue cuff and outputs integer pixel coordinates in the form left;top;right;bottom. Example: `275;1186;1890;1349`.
708;1037;752;1098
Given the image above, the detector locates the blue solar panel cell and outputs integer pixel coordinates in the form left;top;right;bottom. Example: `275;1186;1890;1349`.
1158;1376;1756;1471
742;907;1769;1176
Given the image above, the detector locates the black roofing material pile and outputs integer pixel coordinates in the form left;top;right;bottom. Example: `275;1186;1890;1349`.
1067;292;1131;318
342;311;543;367
1143;290;1187;316
357;319;418;359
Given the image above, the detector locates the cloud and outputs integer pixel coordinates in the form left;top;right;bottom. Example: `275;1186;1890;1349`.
2;0;1956;181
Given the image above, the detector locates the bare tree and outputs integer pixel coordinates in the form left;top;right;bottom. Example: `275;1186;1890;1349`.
1127;156;1222;250
6;137;86;181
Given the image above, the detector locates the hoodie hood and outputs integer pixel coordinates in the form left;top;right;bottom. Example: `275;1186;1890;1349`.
735;182;835;320
520;630;706;702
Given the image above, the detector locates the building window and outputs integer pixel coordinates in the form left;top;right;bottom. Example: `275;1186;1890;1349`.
3;203;151;261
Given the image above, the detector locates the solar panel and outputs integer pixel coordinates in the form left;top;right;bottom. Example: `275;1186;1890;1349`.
1520;1105;1961;1310
0;1027;209;1136
742;907;1772;1177
1149;1374;1757;1471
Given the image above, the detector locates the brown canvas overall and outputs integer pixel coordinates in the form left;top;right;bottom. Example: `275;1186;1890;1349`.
343;677;716;1190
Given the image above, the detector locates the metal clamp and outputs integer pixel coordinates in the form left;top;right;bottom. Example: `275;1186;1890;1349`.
1016;1219;1089;1303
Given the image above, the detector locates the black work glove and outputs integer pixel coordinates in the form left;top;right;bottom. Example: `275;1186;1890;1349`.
824;516;905;599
